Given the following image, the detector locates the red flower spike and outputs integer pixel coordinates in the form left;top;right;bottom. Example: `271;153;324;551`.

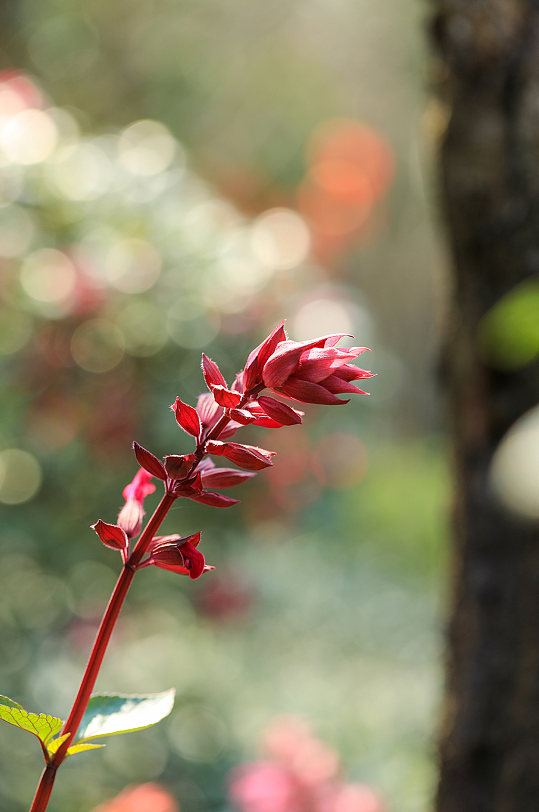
206;440;275;470
122;468;156;503
201;467;256;488
92;520;129;553
242;320;287;392
171;396;201;438
149;532;209;579
133;442;167;481
201;353;227;389
261;334;373;405
257;396;303;426
211;385;243;409
164;453;196;480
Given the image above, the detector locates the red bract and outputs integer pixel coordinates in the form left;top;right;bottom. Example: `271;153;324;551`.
133;442;167;481
171;396;201;437
206;440;275;470
242;320;287;392
257;396;303;426
147;532;211;579
91;520;129;556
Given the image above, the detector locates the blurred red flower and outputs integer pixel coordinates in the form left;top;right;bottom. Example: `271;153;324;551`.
91;783;179;812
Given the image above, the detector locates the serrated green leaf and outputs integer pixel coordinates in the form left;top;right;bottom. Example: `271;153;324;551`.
66;742;106;756
0;695;23;710
46;732;71;757
75;690;175;742
0;697;64;757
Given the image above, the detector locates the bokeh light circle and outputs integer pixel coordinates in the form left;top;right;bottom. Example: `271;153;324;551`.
0;109;57;164
251;208;311;270
490;405;539;519
20;248;77;304
104;238;162;294
0;449;42;504
118;119;178;176
70;319;125;373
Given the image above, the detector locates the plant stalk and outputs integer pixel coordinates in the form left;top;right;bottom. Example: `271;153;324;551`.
28;491;176;812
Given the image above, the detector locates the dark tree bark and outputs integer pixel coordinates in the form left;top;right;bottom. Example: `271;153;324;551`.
430;3;539;812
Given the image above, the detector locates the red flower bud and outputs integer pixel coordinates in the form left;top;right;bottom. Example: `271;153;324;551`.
91;520;129;553
242;320;287;392
117;500;144;539
257;396;303;426
201;353;227;389
148;532;210;579
171;396;201;437
133;442;167;480
205;440;275;470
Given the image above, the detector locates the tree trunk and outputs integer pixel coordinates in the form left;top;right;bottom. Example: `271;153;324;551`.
430;3;539;812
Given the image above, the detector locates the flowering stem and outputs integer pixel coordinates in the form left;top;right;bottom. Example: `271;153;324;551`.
28;491;176;812
29;390;259;812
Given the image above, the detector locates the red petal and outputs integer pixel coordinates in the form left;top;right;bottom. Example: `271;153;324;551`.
201;468;256;488
242;320;287;391
122;468;156;503
295;348;361;383
211;385;242;408
277;378;349;405
262;334;343;389
336;361;373;382
133;442;167;481
257;395;303;425
323;374;370;395
91;520;128;551
171;396;201;437
201;354;227;389
188;490;241;508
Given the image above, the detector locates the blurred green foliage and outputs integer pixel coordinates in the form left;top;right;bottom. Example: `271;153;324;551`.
0;2;454;811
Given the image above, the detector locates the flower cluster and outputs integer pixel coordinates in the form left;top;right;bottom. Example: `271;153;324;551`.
228;716;385;812
91;322;372;578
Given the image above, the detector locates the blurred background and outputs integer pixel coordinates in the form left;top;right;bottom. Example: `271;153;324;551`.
0;3;450;811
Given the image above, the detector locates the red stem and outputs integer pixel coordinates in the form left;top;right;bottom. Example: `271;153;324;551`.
29;491;176;812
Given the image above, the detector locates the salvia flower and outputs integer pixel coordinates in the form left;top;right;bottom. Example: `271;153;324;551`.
117;467;156;539
261;332;373;405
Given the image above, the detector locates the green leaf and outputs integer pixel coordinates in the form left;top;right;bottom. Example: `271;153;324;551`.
0;696;64;760
75;689;175;743
46;732;71;757
66;742;106;757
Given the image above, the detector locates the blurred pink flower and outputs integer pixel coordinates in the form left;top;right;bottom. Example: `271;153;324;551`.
228;717;384;812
